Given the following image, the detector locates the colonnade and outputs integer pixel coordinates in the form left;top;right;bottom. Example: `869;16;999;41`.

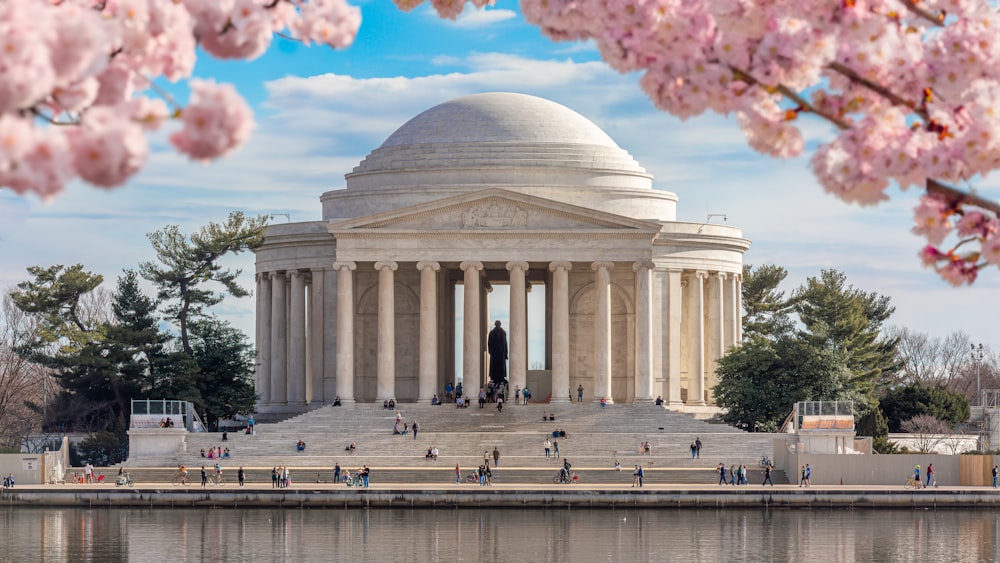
255;261;741;410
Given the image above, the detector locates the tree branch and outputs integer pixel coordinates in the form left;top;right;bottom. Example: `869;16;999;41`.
729;65;851;130
927;179;1000;216
826;61;928;122
900;0;946;27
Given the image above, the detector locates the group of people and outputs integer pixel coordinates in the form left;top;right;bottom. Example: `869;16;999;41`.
2;473;13;487
200;447;231;459
333;464;369;487
443;381;463;403
425;446;440;460
271;466;292;488
543;438;562;459
689;437;703;459
512;385;532;405
717;463;755;486
391;412;420;439
382;398;397;410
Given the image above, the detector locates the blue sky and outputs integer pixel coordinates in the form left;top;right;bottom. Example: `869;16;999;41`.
2;1;998;361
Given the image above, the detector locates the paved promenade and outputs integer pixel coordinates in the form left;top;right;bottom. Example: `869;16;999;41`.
4;481;1000;509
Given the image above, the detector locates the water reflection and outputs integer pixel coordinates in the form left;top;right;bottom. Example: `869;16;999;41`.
2;507;1000;562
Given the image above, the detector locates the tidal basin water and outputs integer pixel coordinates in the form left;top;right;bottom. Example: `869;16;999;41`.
2;507;999;562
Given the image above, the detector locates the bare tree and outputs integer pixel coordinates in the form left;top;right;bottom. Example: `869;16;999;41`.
900;414;953;453
0;293;47;449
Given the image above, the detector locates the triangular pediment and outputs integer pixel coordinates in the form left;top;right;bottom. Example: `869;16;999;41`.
328;188;661;235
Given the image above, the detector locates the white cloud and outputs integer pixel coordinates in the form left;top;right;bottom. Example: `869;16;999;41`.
450;8;517;28
4;51;998;355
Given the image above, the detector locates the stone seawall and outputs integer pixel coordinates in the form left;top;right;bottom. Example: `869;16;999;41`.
3;485;1000;509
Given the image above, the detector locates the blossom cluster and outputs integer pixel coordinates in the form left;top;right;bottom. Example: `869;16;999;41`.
482;0;1000;284
1;0;360;200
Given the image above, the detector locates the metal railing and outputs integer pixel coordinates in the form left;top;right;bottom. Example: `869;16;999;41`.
130;399;207;433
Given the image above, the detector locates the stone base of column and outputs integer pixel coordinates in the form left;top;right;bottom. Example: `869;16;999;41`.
667;400;685;409
336;398;356;405
549;396;571;404
686;400;707;407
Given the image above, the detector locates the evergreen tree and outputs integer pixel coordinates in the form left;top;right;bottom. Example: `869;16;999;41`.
741;264;795;340
189;318;257;429
880;382;971;432
139;211;266;354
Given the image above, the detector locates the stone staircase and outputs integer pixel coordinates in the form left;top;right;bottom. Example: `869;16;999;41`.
125;402;787;485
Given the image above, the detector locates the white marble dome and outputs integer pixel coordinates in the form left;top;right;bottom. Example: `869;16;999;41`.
324;92;677;221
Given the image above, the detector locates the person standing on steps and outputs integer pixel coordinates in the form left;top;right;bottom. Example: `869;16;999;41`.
492;447;500;468
544;438;551;459
577;384;584;403
412;420;419;440
238;466;245;487
695;437;702;458
455;463;461;485
334;463;341;484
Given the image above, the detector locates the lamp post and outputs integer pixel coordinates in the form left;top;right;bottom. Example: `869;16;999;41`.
972;343;984;406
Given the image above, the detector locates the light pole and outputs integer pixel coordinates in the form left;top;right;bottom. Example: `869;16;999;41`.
972;343;984;406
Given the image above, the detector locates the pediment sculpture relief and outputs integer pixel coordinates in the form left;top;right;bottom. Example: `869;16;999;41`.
461;202;528;229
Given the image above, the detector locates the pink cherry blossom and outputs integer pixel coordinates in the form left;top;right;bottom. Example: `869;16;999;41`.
69;105;148;188
912;195;954;246
170;79;254;161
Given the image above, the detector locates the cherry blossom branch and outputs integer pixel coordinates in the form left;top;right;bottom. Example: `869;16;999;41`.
826;61;928;122
29;107;79;126
145;79;183;113
729;65;851;130
927;179;1000;216
900;1;946;27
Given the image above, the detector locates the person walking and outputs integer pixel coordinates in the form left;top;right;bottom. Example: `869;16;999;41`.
993;465;997;488
238;466;245;487
690;441;697;459
544;438;552;459
633;465;644;487
717;463;727;486
762;463;774;486
492;447;500;468
695;437;702;458
413;420;419;440
201;466;208;488
334;463;341;484
271;467;278;488
804;464;811;487
926;463;935;487
496;395;504;413
455;464;461;485
577;384;584;403
800;465;806;487
362;465;370;488
913;465;922;489
553;440;560;458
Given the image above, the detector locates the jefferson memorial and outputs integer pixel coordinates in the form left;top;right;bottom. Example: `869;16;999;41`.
253;92;749;414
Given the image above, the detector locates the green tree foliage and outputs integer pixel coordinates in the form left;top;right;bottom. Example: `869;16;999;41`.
10;264;104;349
880;382;971;432
189;318;257;429
741;264;794;339
793;269;900;398
139;211;266;354
714;335;853;432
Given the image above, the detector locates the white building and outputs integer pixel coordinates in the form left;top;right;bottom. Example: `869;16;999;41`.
253;92;748;414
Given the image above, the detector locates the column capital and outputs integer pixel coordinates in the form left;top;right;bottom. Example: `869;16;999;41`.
591;261;615;272
256;272;265;282
505;261;529;273
286;269;302;279
460;260;483;272
416;261;441;272
374;261;398;272
632;260;655;272
714;271;728;280
549;261;573;272
268;270;282;280
694;269;709;280
332;261;356;272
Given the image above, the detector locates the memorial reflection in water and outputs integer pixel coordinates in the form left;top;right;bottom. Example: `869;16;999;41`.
2;508;1000;562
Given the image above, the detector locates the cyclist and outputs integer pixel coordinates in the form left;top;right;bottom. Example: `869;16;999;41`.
215;462;223;483
561;459;572;482
176;465;188;484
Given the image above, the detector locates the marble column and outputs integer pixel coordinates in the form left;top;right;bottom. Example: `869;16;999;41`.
506;261;529;395
256;273;271;406
634;261;654;402
687;271;707;406
288;270;307;407
592;261;614;404
269;271;287;405
375;261;398;401
461;261;483;392
417;261;440;402
735;274;744;343
309;268;325;406
705;272;726;404
333;261;356;404
549;261;572;404
666;269;684;408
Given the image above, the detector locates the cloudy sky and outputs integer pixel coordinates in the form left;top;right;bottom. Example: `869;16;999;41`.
2;1;998;359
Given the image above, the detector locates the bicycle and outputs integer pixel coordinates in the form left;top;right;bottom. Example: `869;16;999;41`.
172;474;190;486
904;476;922;489
115;472;134;487
759;455;772;468
553;471;577;484
209;474;226;486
